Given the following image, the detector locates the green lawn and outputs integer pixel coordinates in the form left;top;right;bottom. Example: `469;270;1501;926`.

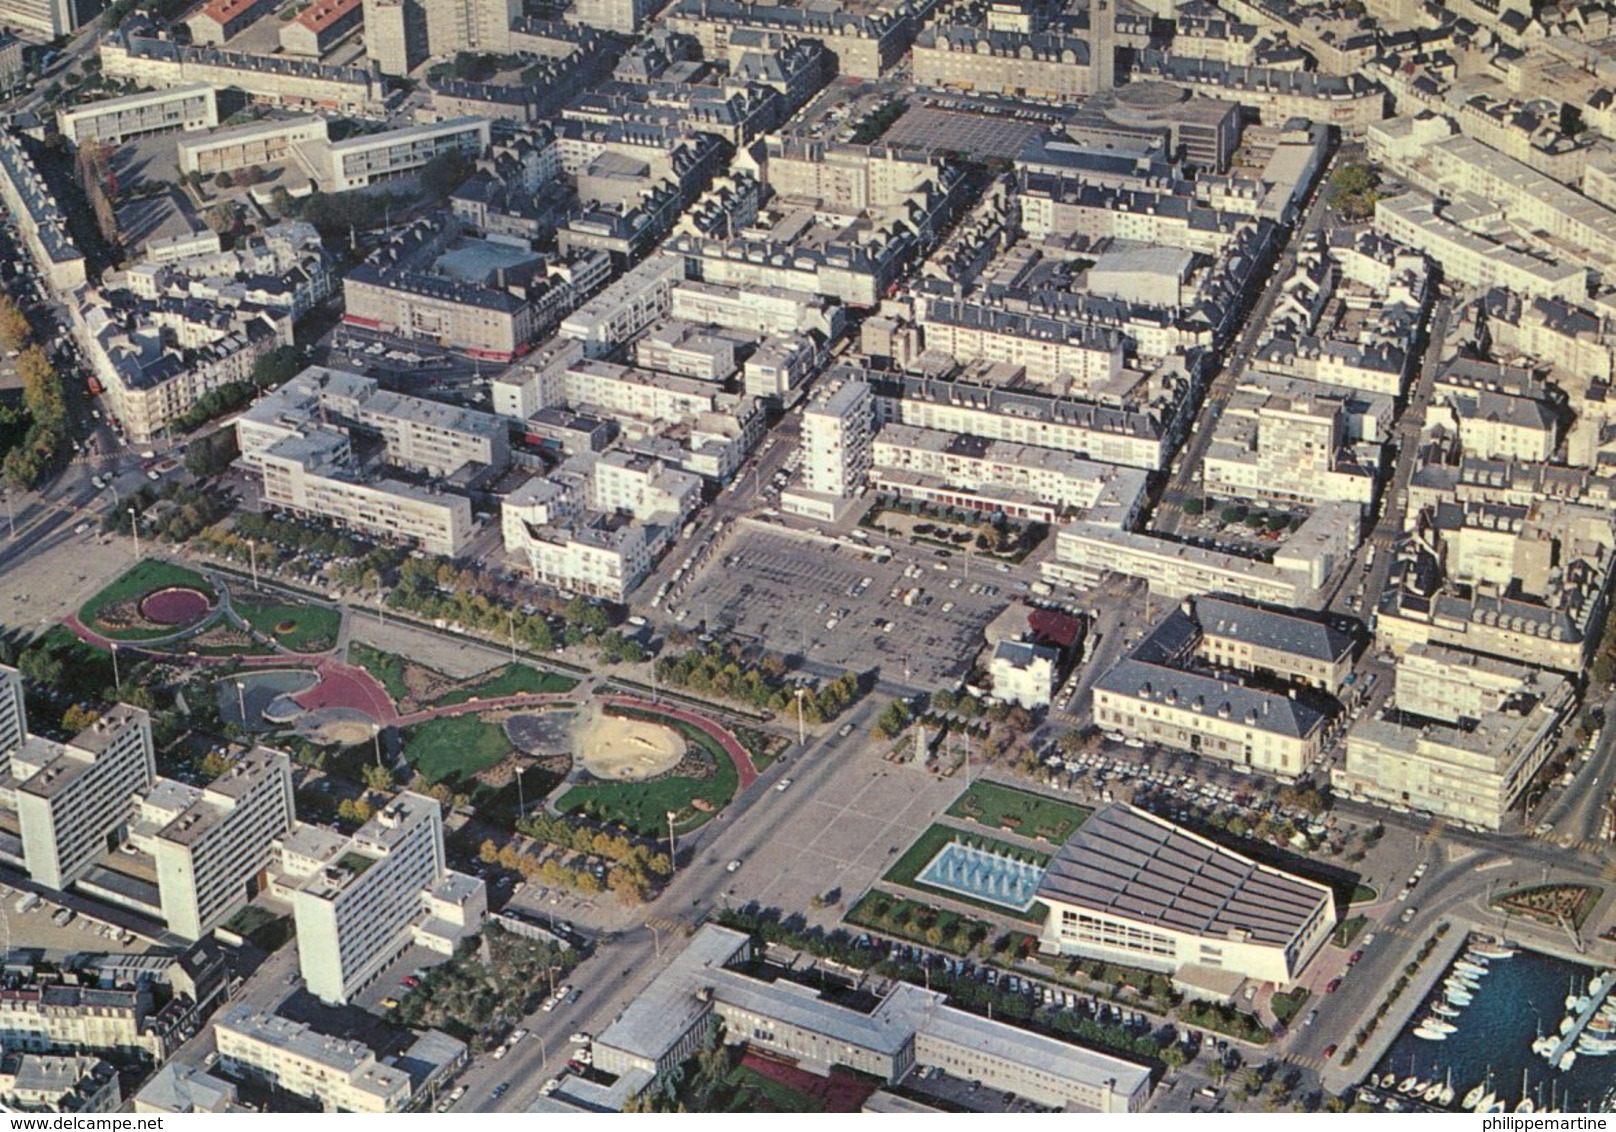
845;892;994;956
436;663;577;707
348;642;411;702
946;780;1090;843
403;715;513;784
881;822;1049;922
557;713;737;836
80;560;216;638
1349;883;1378;905
1271;987;1311;1026
233;597;341;653
1332;914;1368;948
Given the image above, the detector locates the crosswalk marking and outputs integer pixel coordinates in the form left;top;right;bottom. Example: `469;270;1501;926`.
1287;1055;1323;1072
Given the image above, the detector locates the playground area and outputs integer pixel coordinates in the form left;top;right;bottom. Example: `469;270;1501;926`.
572;702;686;781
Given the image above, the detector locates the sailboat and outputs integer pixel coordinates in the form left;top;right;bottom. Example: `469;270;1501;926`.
1472;941;1518;960
1435;1070;1456;1107
1431;1000;1462;1019
1518;1070;1535;1114
1464;1071;1493;1112
1413;1023;1449;1041
1419;1017;1458;1034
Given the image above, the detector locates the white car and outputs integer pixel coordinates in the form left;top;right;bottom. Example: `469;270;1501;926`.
776;778;793;792
568;1032;592;1046
726;859;742;872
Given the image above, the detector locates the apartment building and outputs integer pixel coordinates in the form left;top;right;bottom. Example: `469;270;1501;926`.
1336;646;1571;829
187;0;277;45
0;0;77;37
0;664;25;768
1044;506;1355;607
138;748;294;941
665;0;914;78
100;32;391;117
255;431;473;556
989;641;1061;709
1374;193;1588;302
0;131;87;292
1202;391;1377;510
363;0;429;76
56;85;218;148
344;269;538;362
280;0;364;56
6;706;155;891
669;280;843;339
423;0;520;55
918;298;1127;393
0;986;177;1064
912;27;1100;100
176;115;331;177
870;372;1171;472
1036;804;1336;985
0;1054;120;1113
291;794;457;1005
802;378;872;498
214;1006;412;1112
871;424;1149;526
559;254;683;357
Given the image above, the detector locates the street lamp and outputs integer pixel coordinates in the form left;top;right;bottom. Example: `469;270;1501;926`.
515;762;528;820
1;488;13;540
666;810;678;878
795;685;806;746
235;681;247;727
507;608;516;664
373;726;386;769
248;539;259;590
127;506;140;560
110;642;119;691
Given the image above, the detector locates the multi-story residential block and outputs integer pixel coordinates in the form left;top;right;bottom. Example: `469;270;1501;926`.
187;0;277;45
870;424;1149;526
0;33;23;92
135;748;294;941
0;1054;121;1113
280;0;364;56
1035;804;1336;985
989;641;1061;709
290;794;476;1005
0;0;77;37
912;27;1102;100
134;1063;247;1114
363;0;429;76
0;985;181;1064
559;255;684;357
56;85;218;148
669;280;843;340
176;116;331;177
5;705;156;891
781;377;872;521
215;1006;413;1112
100;31;392;117
665;0;916;78
1336;646;1572;830
917;297;1127;393
0;132;87;292
1202;391;1378;510
1374;193;1588;302
1128;51;1388;132
1046;504;1358;609
0;664;26;768
423;0;520;54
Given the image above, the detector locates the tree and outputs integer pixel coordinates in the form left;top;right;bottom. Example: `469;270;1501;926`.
200;749;235;778
250;344;305;389
185;429;239;477
61;705;100;733
420;149;475;200
362;763;393;791
478;838;500;864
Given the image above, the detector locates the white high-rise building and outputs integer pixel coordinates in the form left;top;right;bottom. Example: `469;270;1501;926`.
784;377;871;520
141;748;295;940
291;793;449;1005
0;665;26;773
7;706;155;891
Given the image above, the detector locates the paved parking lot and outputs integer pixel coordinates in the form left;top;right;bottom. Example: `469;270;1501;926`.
672;529;1014;687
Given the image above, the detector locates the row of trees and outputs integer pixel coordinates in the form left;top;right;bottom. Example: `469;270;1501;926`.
390;925;578;1048
653;643;863;722
477;836;663;905
2;343;68;489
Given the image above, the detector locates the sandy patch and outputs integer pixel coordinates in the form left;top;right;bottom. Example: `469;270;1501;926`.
573;704;685;780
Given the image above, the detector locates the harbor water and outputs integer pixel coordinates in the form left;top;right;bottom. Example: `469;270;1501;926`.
1370;940;1616;1112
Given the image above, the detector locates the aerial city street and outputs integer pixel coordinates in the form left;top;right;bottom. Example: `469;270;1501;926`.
0;0;1612;1116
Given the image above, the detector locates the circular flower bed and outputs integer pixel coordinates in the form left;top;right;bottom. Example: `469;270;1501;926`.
275;620;298;634
138;587;212;627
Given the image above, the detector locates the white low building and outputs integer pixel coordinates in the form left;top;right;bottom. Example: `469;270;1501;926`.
1035;803;1336;986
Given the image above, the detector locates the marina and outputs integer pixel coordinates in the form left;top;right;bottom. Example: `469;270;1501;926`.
1368;938;1616;1112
